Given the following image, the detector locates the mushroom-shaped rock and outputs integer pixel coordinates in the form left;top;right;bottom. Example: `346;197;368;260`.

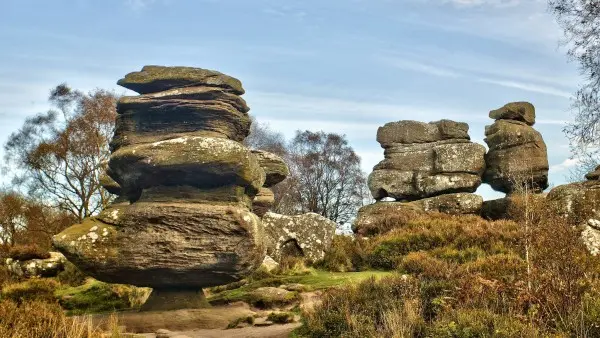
489;101;536;126
117;65;245;95
251;150;289;187
262;212;336;262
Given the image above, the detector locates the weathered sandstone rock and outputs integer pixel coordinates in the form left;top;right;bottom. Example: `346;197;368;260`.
117;65;245;95
100;172;121;195
251;150;289;187
585;165;600;181
262;212;336;262
253;188;275;217
5;252;66;278
376;120;469;147
108;136;265;197
409;193;483;214
53;202;265;289
483;117;548;193
489;101;535;126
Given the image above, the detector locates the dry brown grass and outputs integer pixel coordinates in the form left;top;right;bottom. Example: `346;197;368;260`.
0;299;126;338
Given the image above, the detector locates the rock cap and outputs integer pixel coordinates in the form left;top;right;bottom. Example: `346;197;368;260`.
489;101;535;126
117;65;245;95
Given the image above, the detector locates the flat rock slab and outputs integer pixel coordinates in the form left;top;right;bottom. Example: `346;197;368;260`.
376;119;469;147
118;65;245;95
489;101;535;126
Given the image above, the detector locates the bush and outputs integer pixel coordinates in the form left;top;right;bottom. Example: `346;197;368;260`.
298;275;425;337
267;311;296;324
1;278;59;304
8;244;50;261
314;235;369;272
400;252;453;280
428;308;541;338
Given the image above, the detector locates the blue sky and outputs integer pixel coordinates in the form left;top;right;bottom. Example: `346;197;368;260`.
0;0;583;199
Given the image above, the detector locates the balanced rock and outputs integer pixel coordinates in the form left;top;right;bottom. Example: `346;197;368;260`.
251;150;290;187
484;102;548;194
54;66;266;311
585;165;600;181
117;65;245;95
369;120;485;201
5;252;66;278
262;212;336;262
489;101;535;126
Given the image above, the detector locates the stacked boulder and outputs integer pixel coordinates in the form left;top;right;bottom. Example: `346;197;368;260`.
251;150;289;217
483;102;549;193
356;120;486;234
5;252;66;279
481;102;549;220
53;66;266;311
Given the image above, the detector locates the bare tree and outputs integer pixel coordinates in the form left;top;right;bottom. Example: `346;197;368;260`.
287;131;368;224
4;84;117;222
243;117;287;156
549;0;600;164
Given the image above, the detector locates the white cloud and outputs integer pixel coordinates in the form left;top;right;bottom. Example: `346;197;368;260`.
378;56;463;78
124;0;154;11
550;158;581;173
441;0;521;7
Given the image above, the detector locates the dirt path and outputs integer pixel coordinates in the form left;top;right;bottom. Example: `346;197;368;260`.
141;323;301;338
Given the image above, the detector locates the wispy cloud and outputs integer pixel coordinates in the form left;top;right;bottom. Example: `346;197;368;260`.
440;0;521;8
379;56;462;78
477;78;572;98
550;158;581;173
124;0;154;11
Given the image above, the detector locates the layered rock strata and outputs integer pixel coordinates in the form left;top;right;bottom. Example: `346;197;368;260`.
53;66;266;311
483;102;549;194
251;150;289;217
357;119;485;235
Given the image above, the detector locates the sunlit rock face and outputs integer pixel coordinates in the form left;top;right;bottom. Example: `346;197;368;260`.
368;120;486;201
53;66;267;311
483;102;549;194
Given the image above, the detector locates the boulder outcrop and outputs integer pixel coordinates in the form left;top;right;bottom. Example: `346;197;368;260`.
5;252;66;278
262;212;336;262
483;102;549;194
369;120;485;201
53;66;266;311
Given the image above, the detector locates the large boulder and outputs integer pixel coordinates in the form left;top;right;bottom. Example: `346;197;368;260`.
251;150;289;187
117;65;245;95
108;136;265;197
489;101;536;126
409;193;483;214
546;180;600;217
5;252;66;278
483;119;548;194
369;120;485;201
262;212;336;262
376;120;469;147
52;201;265;289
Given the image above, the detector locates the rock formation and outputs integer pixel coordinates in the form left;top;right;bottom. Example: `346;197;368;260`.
251;150;289;217
547;166;600;255
53;66;266;311
262;212;336;262
356;119;485;234
369;120;485;201
483;102;549;194
5;252;66;278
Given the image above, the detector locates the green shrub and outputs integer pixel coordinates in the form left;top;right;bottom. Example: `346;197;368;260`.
1;278;59;304
226;315;254;329
8;244;50;261
298;275;425;338
56;280;150;315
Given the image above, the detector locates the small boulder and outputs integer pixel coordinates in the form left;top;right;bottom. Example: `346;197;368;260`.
489;101;536;126
251;150;290;187
585;165;600;181
262;212;336;262
253;187;275;217
5;252;67;278
248;287;298;308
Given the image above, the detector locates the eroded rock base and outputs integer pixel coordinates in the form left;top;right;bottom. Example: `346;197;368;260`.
141;289;210;312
